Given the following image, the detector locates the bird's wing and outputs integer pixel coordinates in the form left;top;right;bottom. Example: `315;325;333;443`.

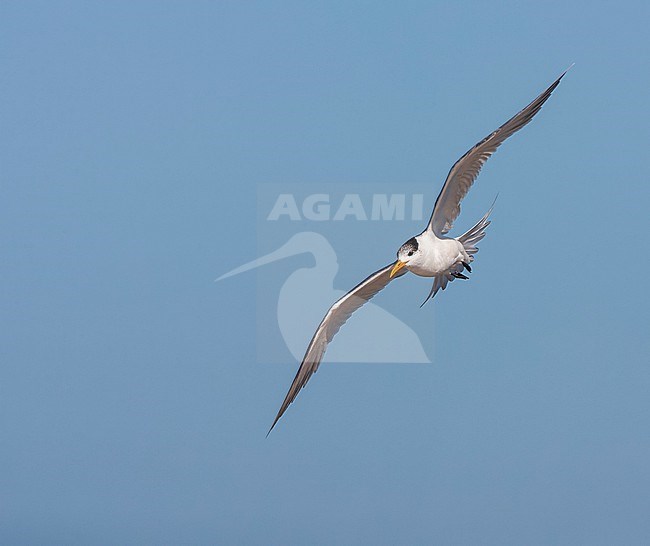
268;261;408;434
427;68;569;236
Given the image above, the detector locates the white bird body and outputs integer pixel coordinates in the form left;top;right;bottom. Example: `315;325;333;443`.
405;232;469;278
258;67;571;433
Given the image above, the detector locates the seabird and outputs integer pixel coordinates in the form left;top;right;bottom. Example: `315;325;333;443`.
268;68;570;434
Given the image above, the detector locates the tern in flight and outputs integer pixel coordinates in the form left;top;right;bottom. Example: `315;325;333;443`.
268;68;570;434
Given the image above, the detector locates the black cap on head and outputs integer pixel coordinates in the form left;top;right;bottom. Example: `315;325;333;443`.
398;236;418;258
403;237;418;251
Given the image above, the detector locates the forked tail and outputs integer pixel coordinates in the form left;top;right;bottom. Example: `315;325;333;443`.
419;200;495;307
458;200;495;257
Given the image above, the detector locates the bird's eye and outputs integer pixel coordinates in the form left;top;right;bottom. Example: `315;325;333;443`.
408;251;414;256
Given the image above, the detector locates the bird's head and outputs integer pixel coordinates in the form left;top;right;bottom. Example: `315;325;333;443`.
390;236;421;278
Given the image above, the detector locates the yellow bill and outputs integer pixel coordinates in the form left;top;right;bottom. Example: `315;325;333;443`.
390;260;407;278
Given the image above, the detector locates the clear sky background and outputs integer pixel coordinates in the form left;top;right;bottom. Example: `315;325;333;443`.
2;1;649;544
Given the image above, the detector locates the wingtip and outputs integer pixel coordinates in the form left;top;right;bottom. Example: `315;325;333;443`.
266;420;276;437
266;411;283;437
560;63;575;79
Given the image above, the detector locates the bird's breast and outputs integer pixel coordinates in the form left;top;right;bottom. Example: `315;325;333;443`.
408;238;463;277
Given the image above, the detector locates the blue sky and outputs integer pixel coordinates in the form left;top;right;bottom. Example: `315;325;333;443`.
2;1;649;544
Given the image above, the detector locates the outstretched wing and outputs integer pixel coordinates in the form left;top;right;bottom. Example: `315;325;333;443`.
268;261;408;434
427;68;569;236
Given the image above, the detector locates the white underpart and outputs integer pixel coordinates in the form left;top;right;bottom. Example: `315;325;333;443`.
405;205;493;306
407;231;468;278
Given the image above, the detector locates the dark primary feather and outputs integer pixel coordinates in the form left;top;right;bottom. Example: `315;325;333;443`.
427;68;569;236
267;262;408;434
